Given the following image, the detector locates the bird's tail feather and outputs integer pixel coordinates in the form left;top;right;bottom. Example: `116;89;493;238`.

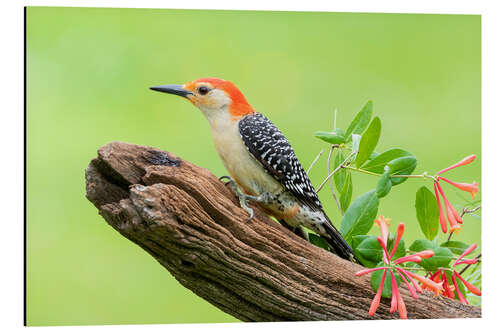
321;217;359;263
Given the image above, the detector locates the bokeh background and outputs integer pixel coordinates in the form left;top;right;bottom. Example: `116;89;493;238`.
26;7;481;326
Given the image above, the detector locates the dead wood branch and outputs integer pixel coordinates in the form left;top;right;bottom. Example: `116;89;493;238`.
85;142;481;321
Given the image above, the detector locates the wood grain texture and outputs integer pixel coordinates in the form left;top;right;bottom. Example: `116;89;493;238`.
85;142;481;321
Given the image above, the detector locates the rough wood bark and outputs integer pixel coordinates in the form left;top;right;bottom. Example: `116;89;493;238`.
85;142;481;321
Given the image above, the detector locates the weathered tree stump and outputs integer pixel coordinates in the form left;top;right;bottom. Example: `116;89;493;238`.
85;142;481;321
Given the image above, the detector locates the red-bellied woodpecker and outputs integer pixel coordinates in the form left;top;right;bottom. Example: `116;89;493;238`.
150;78;356;262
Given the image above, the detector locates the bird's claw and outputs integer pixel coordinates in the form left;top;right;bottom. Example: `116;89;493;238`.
219;175;270;223
219;175;232;183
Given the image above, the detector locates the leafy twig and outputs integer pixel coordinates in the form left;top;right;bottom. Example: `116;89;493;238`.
327;145;344;215
316;150;356;193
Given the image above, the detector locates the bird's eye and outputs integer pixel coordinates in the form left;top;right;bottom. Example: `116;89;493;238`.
198;86;209;95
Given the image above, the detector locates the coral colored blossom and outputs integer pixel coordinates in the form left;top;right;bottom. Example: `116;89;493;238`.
422;244;482;303
434;182;448;233
407;271;444;296
432;154;479;234
439;177;479;199
436;181;461;232
374;215;391;244
356;217;436;319
437;155;476;175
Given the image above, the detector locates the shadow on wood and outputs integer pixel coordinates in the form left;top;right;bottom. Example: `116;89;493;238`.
85;141;481;321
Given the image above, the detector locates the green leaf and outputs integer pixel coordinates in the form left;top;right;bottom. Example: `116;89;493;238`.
353;234;405;268
355;116;382;167
333;149;347;192
309;234;329;251
387;156;417;185
409;240;453;271
376;166;392;198
345;100;373;142
370;266;402;298
339;171;353;212
355;236;383;263
340;190;379;245
352;235;371;249
368;150;380;160
440;241;475;256
314;130;346;145
409;239;436;251
353;235;379;268
360;148;414;174
415;186;439;240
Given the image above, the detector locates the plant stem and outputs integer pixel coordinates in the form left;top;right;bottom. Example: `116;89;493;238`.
447;205;482;242
343;166;379;177
326;145;344;215
316;150;356;193
307;149;324;175
344;166;437;181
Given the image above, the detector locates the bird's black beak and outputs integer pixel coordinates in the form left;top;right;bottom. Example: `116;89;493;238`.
150;84;193;98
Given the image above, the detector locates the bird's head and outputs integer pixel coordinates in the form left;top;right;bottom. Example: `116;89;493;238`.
150;78;255;122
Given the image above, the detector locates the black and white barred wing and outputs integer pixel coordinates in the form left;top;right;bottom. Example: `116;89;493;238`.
238;113;323;212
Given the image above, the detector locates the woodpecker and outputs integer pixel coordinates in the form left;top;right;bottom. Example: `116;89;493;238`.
150;78;356;261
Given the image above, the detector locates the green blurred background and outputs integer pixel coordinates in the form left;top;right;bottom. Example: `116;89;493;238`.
26;7;481;326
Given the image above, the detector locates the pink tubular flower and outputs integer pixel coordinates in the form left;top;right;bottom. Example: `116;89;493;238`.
456;259;478;265
374;215;391;244
377;237;391;264
433;154;479;234
437;155;476;175
356;217;436;319
441;243;482;303
369;269;387;316
436;181;461;232
390;271;398;314
454;244;477;266
451;272;468;304
393;250;434;265
396;267;422;293
396;268;418;299
434;182;448;233
407;271;444;296
454;271;482;296
390;223;404;259
439;177;479;199
355;267;387;277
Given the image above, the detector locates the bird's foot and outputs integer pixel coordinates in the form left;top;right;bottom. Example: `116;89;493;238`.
219;175;271;222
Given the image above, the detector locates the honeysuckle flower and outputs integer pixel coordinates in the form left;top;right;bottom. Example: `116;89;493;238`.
454;271;482;296
374;215;391;244
439;177;479;199
437;154;476;175
356;218;436;319
424;270;455;299
393;250;434;265
449;243;482;303
435;181;462;233
421;244;481;303
369;269;387;316
454;243;477;266
432;154;479;234
406;271;444;297
441;272;456;299
451;272;468;304
434;182;448;233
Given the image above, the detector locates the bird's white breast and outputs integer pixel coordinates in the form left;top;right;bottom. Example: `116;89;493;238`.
205;110;283;196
